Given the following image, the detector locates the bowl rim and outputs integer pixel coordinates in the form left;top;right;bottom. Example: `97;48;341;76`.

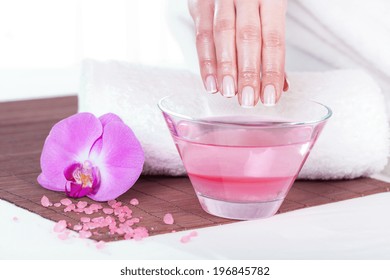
158;95;332;127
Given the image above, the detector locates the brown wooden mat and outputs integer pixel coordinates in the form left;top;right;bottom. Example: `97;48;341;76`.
1;96;389;242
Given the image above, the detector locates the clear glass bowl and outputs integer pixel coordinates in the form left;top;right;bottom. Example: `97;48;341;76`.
158;95;332;220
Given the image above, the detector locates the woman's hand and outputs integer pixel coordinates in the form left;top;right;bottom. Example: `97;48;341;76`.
188;0;288;107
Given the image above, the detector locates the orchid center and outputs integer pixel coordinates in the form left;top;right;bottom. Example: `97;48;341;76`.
64;160;100;198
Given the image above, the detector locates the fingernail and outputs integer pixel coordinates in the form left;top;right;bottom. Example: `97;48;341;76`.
241;86;255;108
263;84;276;106
222;76;235;97
205;75;217;93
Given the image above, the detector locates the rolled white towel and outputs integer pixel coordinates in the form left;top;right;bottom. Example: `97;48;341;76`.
78;59;389;179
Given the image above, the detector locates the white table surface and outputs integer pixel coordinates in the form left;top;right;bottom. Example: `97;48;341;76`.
1;174;390;260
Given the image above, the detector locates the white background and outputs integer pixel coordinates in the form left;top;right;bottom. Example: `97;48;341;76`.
0;0;188;101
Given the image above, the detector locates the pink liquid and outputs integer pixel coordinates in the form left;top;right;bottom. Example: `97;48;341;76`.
173;117;322;204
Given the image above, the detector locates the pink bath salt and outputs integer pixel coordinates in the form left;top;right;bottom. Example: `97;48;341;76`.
96;241;105;249
130;217;140;224
102;208;113;214
12;217;18;222
163;213;174;225
77;201;88;209
108;199;117;207
124;233;133;240
80;217;90;223
73;224;82;231
54;220;67;233
119;217;125;223
125;220;134;226
180;235;191;243
84;208;93;215
60;198;72;206
134;227;149;237
79;230;92;239
129;198;139;206
92;216;104;223
171;230;176;233
74;208;84;213
64;204;76;212
112;201;122;208
133;234;144;241
90;203;103;211
189;231;198;237
58;231;70;240
41;195;52;207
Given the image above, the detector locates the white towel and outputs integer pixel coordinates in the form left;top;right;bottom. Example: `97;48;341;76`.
78;59;389;179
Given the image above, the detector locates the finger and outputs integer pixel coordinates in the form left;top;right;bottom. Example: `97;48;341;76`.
283;73;289;91
214;0;236;97
188;0;218;93
235;0;261;107
260;0;287;106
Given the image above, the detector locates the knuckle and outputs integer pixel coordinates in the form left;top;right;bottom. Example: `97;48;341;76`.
218;61;234;72
238;25;260;42
214;18;235;33
263;31;284;48
239;69;259;84
262;69;283;79
196;30;213;44
199;59;214;69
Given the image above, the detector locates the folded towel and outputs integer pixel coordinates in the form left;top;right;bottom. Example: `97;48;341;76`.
78;59;389;179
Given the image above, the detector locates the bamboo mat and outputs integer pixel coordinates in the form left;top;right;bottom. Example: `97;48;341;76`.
0;96;389;242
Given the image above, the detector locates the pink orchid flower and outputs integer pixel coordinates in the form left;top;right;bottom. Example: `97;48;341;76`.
37;113;144;201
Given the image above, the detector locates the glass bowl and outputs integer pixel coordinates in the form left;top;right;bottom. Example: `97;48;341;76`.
158;94;332;220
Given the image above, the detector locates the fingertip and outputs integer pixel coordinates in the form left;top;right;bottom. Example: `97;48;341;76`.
204;75;218;94
283;75;289;92
261;83;283;107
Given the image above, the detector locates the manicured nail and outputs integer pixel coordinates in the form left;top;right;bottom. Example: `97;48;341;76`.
241;86;255;108
263;84;276;106
205;75;217;93
222;76;235;97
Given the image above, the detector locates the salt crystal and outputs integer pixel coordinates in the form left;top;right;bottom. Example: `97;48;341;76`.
60;198;72;206
108;199;117;207
96;240;106;250
40;195;52;207
189;231;198;237
79;230;92;239
163;213;174;225
129;198;139;206
80;217;90;223
73;224;82;231
77;201;88;209
180;235;191;243
90;203;102;210
112;202;122;208
103;208;114;215
58;232;69;240
12;217;18;222
96;241;105;249
54;203;61;207
84;208;93;215
54;220;67;233
124;233;133;240
64;204;75;212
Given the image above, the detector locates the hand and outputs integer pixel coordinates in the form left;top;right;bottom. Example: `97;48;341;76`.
188;0;289;107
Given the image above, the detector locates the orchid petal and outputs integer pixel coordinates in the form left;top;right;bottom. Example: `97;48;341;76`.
88;121;144;201
38;113;102;191
89;114;124;159
99;113;123;127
